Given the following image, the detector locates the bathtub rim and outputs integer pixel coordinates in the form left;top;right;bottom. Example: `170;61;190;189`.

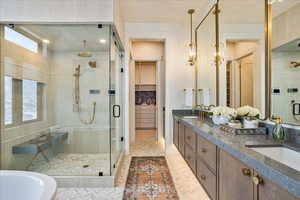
0;170;57;200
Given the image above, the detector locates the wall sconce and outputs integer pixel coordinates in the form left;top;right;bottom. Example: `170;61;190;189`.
212;42;225;65
188;9;196;66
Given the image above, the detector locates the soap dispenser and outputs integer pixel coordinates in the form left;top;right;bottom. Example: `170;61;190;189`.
272;116;286;141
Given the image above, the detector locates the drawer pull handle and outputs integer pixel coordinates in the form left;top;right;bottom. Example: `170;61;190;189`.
252;175;263;185
187;136;191;140
200;175;206;180
241;168;252;177
187;156;191;160
201;148;207;153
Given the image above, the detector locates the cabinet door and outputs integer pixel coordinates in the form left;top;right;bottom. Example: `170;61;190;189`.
140;62;156;85
254;172;299;200
219;150;254;200
178;122;185;156
173;119;179;148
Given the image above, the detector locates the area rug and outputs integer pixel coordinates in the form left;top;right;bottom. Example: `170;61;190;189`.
123;156;179;200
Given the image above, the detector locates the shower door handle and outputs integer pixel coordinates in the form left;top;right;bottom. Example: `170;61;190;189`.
113;105;121;118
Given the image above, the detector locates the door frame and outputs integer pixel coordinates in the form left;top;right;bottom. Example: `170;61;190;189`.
130;58;163;143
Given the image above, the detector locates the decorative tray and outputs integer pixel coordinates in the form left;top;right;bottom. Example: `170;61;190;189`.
220;125;267;135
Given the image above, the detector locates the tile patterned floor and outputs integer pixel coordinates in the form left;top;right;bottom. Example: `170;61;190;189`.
55;130;210;200
30;153;110;176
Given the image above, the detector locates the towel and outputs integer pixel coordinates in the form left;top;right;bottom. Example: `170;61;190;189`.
184;88;194;107
202;88;210;106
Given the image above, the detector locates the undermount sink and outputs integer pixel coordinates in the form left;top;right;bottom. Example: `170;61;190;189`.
182;116;198;119
248;146;300;171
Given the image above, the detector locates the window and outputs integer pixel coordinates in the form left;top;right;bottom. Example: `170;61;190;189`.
5;76;13;125
22;80;38;121
4;77;43;127
4;26;38;53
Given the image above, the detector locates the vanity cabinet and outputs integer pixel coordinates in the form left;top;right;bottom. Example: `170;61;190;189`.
197;158;217;200
219;150;299;200
219;149;254;200
253;172;299;200
173;119;179;149
184;127;197;173
173;118;300;200
178;122;185;156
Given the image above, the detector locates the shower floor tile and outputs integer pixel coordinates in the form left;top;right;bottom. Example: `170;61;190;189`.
29;153;111;176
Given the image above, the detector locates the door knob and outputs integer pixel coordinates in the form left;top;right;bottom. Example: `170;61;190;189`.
241;168;252;176
252;175;263;185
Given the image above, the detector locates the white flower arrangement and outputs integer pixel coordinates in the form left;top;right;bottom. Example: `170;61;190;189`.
211;106;237;119
236;105;260;119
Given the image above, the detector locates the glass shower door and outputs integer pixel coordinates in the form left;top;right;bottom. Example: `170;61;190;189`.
109;28;124;175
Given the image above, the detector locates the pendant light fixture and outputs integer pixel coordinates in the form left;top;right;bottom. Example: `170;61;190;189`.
188;9;196;66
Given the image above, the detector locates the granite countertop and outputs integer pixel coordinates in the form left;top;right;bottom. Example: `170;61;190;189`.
173;112;300;198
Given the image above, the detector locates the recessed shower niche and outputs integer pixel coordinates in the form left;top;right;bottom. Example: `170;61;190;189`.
0;24;124;184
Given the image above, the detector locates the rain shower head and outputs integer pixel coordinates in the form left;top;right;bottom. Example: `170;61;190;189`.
78;40;92;57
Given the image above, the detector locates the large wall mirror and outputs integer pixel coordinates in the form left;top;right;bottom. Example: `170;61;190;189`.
218;0;265;116
195;1;218;107
271;1;300;125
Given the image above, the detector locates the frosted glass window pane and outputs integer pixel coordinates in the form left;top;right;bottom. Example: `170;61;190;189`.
4;26;38;53
5;76;13;125
22;80;37;121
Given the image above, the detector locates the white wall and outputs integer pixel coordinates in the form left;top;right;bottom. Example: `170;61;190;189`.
124;23;194;153
273;3;300;49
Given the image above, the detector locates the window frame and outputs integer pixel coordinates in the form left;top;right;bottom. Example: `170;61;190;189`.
4;78;44;128
4;26;39;53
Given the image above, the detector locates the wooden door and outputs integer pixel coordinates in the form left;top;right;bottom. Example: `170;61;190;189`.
219;150;254;200
253;172;299;200
240;55;254;106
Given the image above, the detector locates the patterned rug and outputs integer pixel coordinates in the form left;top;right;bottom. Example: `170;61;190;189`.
123;156;179;200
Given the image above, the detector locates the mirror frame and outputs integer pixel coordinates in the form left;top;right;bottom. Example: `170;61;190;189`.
194;0;220;106
265;0;272;119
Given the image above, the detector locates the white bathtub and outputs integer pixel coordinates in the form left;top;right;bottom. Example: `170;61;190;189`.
0;170;57;200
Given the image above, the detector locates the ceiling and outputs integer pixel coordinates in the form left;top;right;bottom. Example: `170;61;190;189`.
120;0;266;24
272;0;300;17
120;0;300;25
19;24;110;52
273;38;300;52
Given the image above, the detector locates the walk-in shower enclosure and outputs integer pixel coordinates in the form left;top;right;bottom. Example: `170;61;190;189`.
0;24;124;178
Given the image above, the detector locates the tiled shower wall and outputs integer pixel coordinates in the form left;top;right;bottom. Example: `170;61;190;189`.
1;39;55;169
50;51;111;153
272;51;300;124
1;41;111;169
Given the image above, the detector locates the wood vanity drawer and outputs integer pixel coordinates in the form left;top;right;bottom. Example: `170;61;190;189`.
197;135;217;173
185;127;196;150
197;159;217;200
173;119;179;148
184;144;196;173
178;122;185;156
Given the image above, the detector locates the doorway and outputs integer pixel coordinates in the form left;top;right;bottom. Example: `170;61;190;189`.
226;41;258;108
129;41;165;154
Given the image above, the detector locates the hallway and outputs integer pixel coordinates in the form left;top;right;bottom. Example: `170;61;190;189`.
55;130;209;200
